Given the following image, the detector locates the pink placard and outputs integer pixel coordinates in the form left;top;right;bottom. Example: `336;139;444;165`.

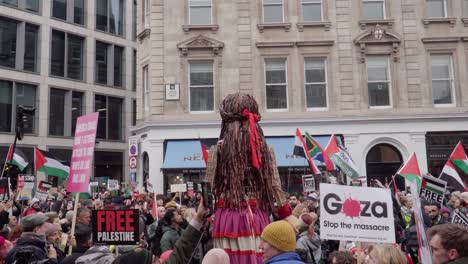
67;112;99;193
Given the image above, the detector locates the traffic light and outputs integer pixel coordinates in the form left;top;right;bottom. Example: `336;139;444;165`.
16;105;35;140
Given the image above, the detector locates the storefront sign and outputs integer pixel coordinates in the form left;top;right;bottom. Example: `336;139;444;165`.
92;209;139;245
67;112;99;193
302;175;315;192
419;175;446;205
320;183;395;243
452;209;468;227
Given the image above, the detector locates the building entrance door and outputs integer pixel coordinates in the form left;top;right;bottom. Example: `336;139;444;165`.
366;143;405;190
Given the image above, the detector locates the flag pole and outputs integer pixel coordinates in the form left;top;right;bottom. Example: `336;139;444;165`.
68;192;80;255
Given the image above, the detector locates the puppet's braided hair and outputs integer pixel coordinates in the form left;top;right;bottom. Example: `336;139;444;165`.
214;93;276;210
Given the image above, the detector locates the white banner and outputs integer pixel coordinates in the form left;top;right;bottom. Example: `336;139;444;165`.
170;184;187;193
320;183;395;243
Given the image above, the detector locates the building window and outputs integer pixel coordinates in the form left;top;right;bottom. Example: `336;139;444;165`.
0;80;37;133
142;0;150;28
189;61;214;112
95;95;123;140
132;99;136;126
94;151;123;180
302;0;322;22
263;0;283;23
0;0;39;12
265;58;287;110
52;0;84;25
427;0;447;18
142;65;149;113
367;56;391;107
95;41;124;87
50;30;84;80
96;0;124;36
132;0;136;39
49;88;84;136
431;54;454;105
362;0;385;19
305;58;327;109
465;0;468;17
189;0;212;25
0;17;39;72
132;49;136;91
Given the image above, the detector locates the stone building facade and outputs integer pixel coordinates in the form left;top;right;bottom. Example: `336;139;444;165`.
134;0;468;194
0;0;137;185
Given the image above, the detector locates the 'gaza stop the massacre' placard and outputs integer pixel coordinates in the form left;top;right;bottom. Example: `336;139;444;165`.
92;209;140;245
320;183;395;244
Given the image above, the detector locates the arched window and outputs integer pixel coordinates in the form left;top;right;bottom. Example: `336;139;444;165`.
142;152;149;191
366;143;404;190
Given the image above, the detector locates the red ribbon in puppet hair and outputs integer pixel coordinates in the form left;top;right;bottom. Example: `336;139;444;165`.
242;109;262;169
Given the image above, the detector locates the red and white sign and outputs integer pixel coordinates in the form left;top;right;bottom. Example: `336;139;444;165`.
67;112;99;193
128;156;137;169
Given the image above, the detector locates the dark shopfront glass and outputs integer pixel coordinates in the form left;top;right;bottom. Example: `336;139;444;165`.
426;132;468;180
94;151;123;181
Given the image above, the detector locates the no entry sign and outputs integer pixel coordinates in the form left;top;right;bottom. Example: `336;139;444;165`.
92;209;140;245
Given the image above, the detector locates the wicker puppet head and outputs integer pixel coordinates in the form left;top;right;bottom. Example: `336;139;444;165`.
214;93;276;210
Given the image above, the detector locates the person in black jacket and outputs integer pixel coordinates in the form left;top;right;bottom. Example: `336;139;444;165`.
61;224;92;264
5;213;58;264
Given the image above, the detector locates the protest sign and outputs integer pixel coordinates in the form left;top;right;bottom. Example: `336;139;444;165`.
170;183;187;193
451;209;468;227
107;179;119;191
419;175;446;205
67;112;99;193
0;178;9;201
302;175;316;192
187;182;194;197
409;181;433;264
92;209;140;245
320;183;395;243
17;175;35;201
35;181;52;201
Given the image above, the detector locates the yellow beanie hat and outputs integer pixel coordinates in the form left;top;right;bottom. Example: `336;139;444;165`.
261;220;296;252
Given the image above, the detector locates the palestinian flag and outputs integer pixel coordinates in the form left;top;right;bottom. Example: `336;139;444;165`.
439;160;468;192
34;147;69;180
6;144;29;171
125;181;135;197
325;135;359;179
304;132;336;171
397;153;422;189
449;141;468;174
293;128;321;174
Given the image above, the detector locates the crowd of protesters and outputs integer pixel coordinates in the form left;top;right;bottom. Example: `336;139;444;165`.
0;179;465;264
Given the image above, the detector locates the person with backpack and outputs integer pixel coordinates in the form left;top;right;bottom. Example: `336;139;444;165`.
5;213;58;264
74;246;115;264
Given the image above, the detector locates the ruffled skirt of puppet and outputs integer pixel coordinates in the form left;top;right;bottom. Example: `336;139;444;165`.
212;207;270;264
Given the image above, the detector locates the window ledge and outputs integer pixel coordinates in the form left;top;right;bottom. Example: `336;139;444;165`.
422;18;456;28
189;111;216;114
369;106;393;110
306;108;329;112
50;17;86;29
137;28;150;41
0;66;40;75
94;29;126;40
257;23;292;33
434;103;456;108
421;37;460;43
265;109;289;113
93;83;125;90
182;24;219;33
296;21;331;32
49;75;85;83
359;19;394;30
462;18;468;27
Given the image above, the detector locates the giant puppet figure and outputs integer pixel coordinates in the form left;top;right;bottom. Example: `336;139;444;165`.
206;93;294;263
